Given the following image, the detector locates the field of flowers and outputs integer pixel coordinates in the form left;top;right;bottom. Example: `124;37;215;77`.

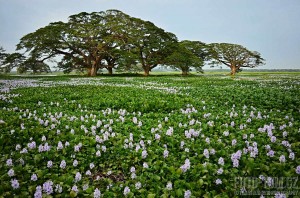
0;73;299;197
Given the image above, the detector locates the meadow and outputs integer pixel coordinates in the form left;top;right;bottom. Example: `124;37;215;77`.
0;72;299;197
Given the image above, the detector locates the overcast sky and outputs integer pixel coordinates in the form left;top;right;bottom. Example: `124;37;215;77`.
1;0;300;69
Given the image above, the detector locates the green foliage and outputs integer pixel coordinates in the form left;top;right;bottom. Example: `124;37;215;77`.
165;40;207;75
207;43;265;75
0;74;299;197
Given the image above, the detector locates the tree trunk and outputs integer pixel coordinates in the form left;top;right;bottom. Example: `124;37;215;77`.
107;67;113;75
87;66;97;77
182;69;188;76
144;67;150;76
230;65;237;76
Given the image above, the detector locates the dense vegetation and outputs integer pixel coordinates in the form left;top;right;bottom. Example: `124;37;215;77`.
0;73;299;197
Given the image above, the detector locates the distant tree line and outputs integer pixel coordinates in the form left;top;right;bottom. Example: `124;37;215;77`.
0;10;265;76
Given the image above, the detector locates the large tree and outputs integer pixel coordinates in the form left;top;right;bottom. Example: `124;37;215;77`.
16;10;176;76
166;40;208;75
208;43;265;75
126;18;178;76
17;10;132;76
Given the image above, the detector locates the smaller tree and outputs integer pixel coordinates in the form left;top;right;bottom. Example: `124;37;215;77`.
208;43;265;75
0;46;9;73
166;40;207;75
2;52;25;73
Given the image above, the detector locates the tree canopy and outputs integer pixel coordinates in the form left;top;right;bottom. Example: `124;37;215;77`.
16;10;178;76
166;40;208;75
5;10;266;76
208;43;265;75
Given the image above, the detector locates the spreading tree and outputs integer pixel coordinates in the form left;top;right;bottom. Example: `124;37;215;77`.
126;18;177;76
166;40;208;75
208;43;265;75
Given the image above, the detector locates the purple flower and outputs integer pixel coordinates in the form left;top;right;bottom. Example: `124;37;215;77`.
11;179;19;189
8;169;14;177
289;152;295;160
31;173;38;181
96;150;101;157
232;139;237;146
279;155;286;163
75;172;82;182
123;186;130;196
166;182;172;190
233;159;239;168
6;159;13;166
155;134;161;140
86;170;92;176
205;138;210;144
71;185;78;193
215;178;222;185
295;166;300;174
203;149;210;159
60;160;66;169
166;127;173;136
43;180;53;195
180;159;191;173
47;160;53;168
218;157;224;166
184;190;192;198
57;141;63;150
94;188;101;198
130;167;136;173
274;192;286;198
34;186;42;198
267;150;275;157
142;150;148;159
143;162;149;169
90;163;95;169
83;184;89;191
217;168;223;175
73;160;78;167
270;136;276;143
28;141;36;149
266;177;274;187
163;149;169;158
131;173;136;179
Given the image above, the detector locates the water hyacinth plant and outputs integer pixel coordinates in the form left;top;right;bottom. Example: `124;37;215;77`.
0;74;299;197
